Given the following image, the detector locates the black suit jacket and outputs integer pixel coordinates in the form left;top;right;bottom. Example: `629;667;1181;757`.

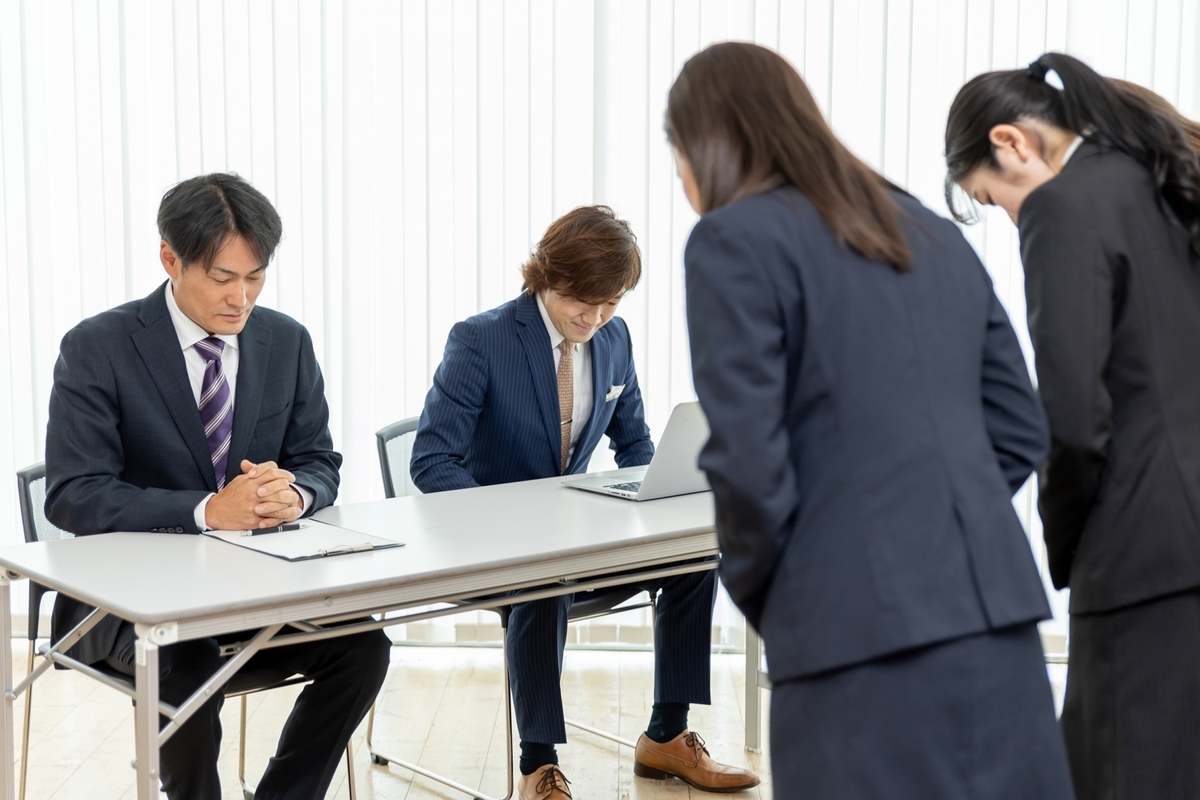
686;187;1052;682
1020;143;1200;613
45;282;341;663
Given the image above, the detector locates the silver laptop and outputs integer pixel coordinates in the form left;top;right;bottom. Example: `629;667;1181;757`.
561;401;711;501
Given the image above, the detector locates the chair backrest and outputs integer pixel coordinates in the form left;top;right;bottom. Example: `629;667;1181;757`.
17;462;73;545
375;417;422;499
17;461;73;641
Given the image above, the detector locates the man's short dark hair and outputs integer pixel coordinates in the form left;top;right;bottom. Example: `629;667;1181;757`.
520;206;642;304
157;173;283;271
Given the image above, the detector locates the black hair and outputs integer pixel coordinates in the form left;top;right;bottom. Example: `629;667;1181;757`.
945;52;1200;257
156;173;283;270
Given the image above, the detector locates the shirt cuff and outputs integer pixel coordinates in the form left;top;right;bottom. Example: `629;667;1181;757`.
292;483;314;516
195;493;216;531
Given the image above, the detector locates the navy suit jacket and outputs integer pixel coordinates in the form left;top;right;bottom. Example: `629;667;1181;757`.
686;187;1052;682
411;293;654;491
45;282;341;664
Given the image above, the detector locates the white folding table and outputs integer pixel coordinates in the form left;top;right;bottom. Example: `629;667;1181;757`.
0;471;718;800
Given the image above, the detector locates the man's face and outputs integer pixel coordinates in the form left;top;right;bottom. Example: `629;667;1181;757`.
160;235;266;335
542;288;624;344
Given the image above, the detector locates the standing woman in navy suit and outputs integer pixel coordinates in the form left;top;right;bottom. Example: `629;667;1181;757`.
668;42;1074;799
946;53;1200;799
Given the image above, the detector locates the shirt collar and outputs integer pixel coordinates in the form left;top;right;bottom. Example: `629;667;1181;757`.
164;281;239;354
1061;135;1085;167
535;292;572;353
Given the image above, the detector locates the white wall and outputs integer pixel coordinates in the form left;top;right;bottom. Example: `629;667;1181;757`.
3;0;1199;634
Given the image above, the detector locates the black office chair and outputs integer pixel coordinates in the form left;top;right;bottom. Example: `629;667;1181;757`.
367;419;654;799
15;462;357;800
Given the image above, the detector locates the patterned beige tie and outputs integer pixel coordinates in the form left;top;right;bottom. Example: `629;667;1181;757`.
557;339;573;473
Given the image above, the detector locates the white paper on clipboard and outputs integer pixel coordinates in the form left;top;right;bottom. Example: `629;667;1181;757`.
201;519;404;561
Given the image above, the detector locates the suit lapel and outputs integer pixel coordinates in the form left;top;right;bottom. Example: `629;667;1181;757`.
225;311;273;485
132;284;218;491
514;295;563;467
569;328;611;472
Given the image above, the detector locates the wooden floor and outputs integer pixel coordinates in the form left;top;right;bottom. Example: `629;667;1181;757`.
7;642;771;799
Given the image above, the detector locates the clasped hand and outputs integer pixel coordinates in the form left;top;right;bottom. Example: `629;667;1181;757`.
205;460;303;530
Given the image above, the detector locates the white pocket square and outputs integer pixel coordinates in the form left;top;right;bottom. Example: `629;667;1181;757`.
605;384;625;402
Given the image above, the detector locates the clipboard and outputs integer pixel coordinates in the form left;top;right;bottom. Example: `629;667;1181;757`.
201;519;404;561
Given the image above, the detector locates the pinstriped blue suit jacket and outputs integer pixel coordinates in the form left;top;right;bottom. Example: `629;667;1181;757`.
411;293;655;492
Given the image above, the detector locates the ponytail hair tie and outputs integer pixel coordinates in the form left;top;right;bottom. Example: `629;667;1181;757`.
1028;59;1064;90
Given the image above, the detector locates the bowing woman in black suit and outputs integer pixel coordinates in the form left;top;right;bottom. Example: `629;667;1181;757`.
667;42;1074;799
946;53;1200;799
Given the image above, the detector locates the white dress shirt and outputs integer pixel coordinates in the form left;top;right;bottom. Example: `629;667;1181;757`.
164;283;312;529
536;292;593;463
1062;135;1085;166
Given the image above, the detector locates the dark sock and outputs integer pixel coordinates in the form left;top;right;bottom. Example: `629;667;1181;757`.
646;702;689;743
519;741;559;776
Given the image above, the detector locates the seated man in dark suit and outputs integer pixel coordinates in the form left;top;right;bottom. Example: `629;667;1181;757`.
411;205;759;799
44;173;391;800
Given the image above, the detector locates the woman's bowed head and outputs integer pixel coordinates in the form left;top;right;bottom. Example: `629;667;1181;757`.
945;51;1200;253
665;40;913;272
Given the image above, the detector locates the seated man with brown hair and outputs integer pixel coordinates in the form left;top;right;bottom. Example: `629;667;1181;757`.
411;205;759;799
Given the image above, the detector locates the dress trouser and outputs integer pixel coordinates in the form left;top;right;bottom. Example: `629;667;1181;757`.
104;620;391;800
506;566;718;743
1062;588;1200;800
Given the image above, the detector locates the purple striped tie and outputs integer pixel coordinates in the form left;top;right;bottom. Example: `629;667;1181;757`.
195;337;234;489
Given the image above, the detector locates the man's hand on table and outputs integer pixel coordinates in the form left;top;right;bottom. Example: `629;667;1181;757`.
205;460;304;530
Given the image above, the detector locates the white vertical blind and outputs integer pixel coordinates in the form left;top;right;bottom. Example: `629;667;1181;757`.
3;0;1199;636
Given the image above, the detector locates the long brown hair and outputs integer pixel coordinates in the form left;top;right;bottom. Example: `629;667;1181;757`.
665;42;911;271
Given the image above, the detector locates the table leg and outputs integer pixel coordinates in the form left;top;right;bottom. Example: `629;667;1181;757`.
133;626;160;799
744;625;761;753
2;575;16;800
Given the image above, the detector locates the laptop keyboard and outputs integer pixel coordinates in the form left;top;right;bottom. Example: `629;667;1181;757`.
605;481;643;493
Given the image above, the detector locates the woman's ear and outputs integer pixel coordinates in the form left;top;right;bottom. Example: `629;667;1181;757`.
988;124;1033;164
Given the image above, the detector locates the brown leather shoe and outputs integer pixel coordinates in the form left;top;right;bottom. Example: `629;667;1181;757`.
518;764;573;800
634;730;760;792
